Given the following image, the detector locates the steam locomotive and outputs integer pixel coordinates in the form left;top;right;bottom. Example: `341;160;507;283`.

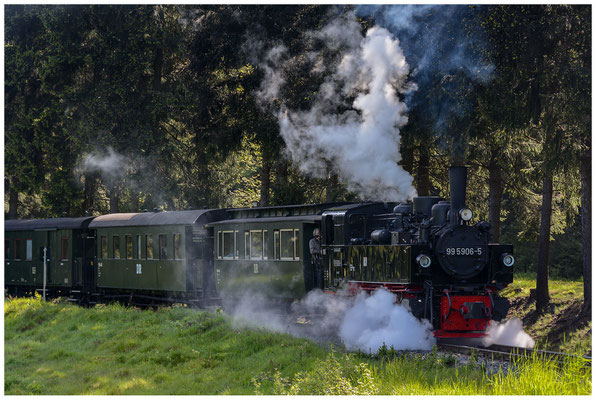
319;166;513;338
4;165;513;339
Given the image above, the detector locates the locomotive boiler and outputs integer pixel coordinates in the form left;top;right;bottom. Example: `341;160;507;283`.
320;166;514;338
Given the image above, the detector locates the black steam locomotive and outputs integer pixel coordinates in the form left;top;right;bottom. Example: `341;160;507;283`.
319;166;513;338
5;166;514;339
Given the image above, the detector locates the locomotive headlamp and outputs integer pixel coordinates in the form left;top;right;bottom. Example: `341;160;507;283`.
417;254;432;268
501;253;515;267
459;208;473;221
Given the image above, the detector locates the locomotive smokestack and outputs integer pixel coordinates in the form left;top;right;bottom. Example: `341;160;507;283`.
449;165;467;224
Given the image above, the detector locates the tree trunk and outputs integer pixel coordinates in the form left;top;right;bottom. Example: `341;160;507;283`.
416;142;431;196
109;187;119;214
273;158;289;204
8;177;19;220
152;5;164;91
259;159;271;207
326;171;340;203
581;149;591;315
536;170;553;312
488;159;503;243
130;191;141;212
152;47;163;91
400;131;414;175
83;173;98;216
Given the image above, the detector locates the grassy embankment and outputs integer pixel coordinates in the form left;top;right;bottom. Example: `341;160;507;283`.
501;272;591;355
4;280;591;395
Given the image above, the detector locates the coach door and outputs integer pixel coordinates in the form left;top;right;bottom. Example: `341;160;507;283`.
36;230;52;287
82;231;96;293
186;226;210;296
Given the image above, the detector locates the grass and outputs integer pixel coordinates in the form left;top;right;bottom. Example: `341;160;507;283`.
501;272;591;354
4;294;592;395
263;346;591;395
4;295;327;394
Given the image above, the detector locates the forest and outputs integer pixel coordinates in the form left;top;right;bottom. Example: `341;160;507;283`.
4;5;591;312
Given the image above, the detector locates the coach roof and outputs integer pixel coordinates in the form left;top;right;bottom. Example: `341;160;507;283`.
88;209;222;228
5;216;96;231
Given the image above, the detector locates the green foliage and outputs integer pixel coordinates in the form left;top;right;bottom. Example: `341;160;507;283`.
266;350;379;395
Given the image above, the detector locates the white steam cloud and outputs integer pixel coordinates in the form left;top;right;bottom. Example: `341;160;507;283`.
80;146;129;181
75;146;172;210
223;288;435;353
258;16;417;202
482;318;535;348
339;289;435;352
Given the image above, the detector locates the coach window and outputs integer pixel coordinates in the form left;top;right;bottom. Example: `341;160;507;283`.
244;231;250;258
273;230;280;259
235;231;239;258
5;239;10;260
26;239;33;261
173;234;181;260
14;238;21;260
101;236;108;259
159;235;168;259
294;229;300;261
263;230;269;260
222;231;235;259
280;229;297;260
250;230;263;259
113;236;120;259
126;235;133;260
217;231;223;259
136;235;142;259
146;235;154;259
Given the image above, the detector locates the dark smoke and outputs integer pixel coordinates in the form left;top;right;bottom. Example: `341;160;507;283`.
357;5;494;162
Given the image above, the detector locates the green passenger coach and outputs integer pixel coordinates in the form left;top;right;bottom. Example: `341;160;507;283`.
88;209;226;304
208;204;342;299
5;217;95;297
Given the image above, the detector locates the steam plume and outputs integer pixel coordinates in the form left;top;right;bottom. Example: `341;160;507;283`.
258;16;417;202
223;288;435;353
75;146;172;210
339;289;435;352
482;318;535;348
80;147;129;182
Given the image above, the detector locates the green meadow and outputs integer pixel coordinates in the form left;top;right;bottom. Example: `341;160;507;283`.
4;287;591;395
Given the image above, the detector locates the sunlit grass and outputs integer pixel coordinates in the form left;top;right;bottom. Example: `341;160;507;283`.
500;272;590;353
266;347;591;395
5;295;591;395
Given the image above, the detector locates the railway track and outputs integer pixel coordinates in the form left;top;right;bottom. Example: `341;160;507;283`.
437;342;591;367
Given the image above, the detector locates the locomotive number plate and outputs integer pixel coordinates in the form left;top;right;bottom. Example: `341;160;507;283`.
445;247;483;256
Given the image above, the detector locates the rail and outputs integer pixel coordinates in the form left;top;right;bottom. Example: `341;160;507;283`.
437;343;591;367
